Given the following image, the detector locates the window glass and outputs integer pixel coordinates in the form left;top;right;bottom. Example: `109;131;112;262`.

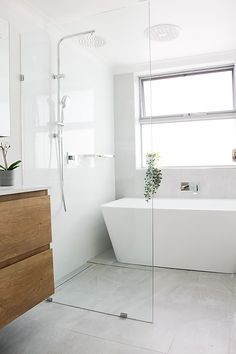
143;69;234;117
142;119;236;167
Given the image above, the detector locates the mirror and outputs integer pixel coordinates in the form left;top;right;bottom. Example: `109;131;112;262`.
0;18;10;136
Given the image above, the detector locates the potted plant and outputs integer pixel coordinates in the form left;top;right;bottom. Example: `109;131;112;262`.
0;143;21;186
144;152;162;202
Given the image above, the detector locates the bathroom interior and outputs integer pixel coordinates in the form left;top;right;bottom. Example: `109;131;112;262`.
1;0;236;353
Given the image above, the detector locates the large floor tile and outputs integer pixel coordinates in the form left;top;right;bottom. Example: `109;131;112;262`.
51;303;174;353
154;268;234;319
168;317;231;354
0;318;163;354
53;264;153;322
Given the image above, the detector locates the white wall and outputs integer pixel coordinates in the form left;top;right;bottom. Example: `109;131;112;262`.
114;62;236;199
114;73;142;198
0;0;39;185
0;19;10;136
21;30;115;282
0;0;115;283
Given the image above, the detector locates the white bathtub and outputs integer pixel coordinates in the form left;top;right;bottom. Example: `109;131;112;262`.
101;198;236;273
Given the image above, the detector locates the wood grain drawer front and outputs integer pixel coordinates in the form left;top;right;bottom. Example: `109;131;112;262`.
0;196;52;263
0;249;54;329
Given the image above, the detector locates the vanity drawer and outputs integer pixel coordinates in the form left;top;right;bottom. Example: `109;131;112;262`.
0;249;54;329
0;195;52;263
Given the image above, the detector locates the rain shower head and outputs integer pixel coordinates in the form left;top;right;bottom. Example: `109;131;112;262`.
78;32;106;48
61;95;71;109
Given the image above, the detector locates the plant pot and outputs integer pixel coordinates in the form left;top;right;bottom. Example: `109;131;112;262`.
0;170;14;186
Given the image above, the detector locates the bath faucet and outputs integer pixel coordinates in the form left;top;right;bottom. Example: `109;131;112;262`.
180;182;199;194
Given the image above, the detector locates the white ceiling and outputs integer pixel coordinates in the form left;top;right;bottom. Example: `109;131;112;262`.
21;0;236;67
21;0;139;24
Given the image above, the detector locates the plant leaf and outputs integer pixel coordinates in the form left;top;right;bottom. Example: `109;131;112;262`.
144;152;162;202
8;160;21;170
0;164;6;170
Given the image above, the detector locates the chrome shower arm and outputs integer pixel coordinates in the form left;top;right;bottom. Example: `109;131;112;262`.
54;30;95;213
57;30;95;47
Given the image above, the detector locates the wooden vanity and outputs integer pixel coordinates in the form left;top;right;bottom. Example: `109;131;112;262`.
0;188;54;329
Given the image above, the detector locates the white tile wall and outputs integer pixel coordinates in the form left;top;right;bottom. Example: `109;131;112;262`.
114;73;236;199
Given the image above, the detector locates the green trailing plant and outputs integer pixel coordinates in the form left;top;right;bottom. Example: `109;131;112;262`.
144;152;162;202
0;143;21;171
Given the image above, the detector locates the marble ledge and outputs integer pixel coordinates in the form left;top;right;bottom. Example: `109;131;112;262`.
0;185;50;196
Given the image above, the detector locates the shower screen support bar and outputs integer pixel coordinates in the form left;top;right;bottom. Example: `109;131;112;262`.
54;30;95;212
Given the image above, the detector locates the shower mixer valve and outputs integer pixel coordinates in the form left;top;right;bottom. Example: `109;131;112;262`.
180;182;199;194
66;153;77;165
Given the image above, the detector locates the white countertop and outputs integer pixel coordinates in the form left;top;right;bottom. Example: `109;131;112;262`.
0;185;49;196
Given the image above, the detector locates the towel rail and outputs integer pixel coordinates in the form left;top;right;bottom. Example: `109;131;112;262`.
77;154;114;158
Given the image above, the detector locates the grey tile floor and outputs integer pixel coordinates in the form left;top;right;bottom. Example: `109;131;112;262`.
0;249;236;354
53;263;153;322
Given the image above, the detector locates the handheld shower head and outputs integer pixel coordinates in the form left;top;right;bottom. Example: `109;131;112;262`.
60;95;71;124
61;95;71;109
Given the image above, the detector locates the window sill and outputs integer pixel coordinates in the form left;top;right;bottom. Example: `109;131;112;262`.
137;165;236;170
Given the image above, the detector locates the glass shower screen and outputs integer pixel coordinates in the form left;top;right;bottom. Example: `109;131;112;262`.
51;2;154;323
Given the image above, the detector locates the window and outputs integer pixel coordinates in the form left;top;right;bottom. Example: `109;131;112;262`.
139;65;236;167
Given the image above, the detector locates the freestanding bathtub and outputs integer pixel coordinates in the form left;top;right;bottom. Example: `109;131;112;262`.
101;198;236;273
